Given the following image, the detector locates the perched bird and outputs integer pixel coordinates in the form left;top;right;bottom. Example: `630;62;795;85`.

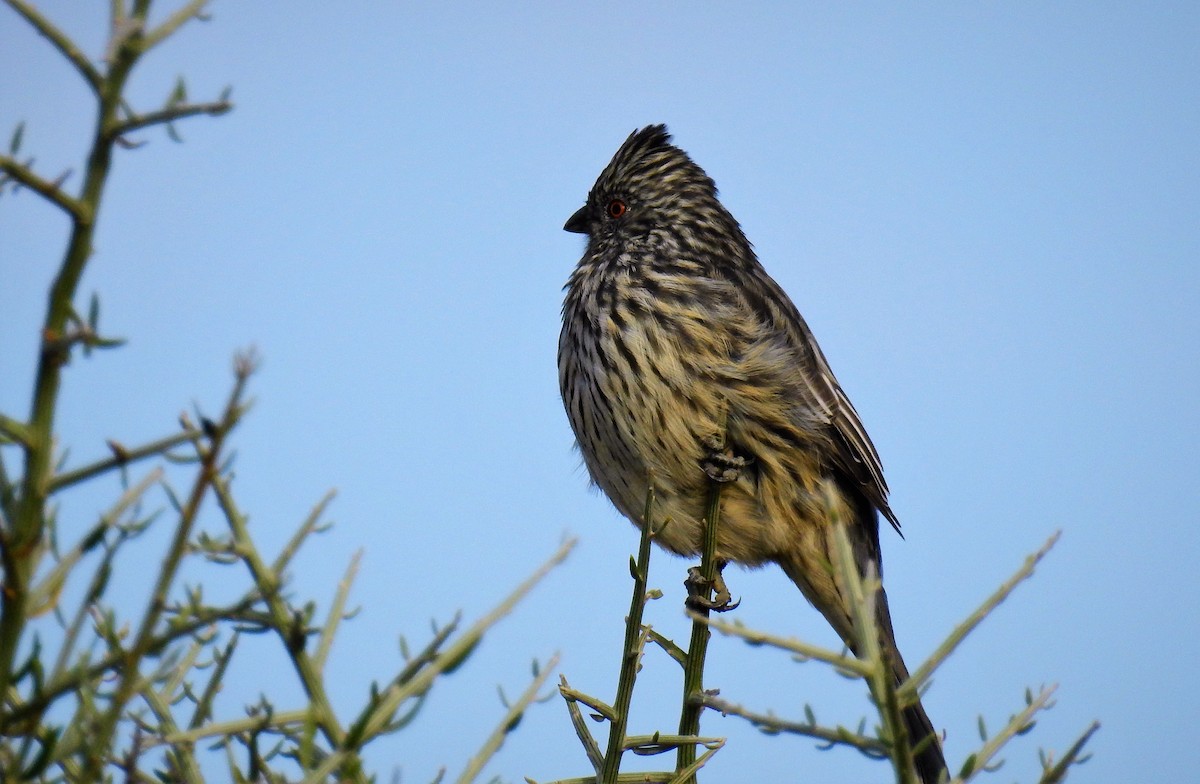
559;125;946;783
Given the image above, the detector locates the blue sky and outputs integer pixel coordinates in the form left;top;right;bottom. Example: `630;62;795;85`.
2;3;1198;782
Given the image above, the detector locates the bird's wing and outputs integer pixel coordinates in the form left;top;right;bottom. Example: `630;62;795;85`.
733;264;900;533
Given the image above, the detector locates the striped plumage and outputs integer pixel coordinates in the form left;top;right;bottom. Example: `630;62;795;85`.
558;125;946;783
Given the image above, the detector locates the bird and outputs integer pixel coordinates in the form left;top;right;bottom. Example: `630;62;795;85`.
558;125;947;783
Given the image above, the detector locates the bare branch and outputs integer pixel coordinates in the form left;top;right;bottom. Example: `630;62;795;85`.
1039;721;1101;783
48;427;204;493
3;0;103;93
108;99;233;140
701;693;887;757
455;653;561;784
958;685;1057;781
142;0;210;50
0;413;33;447
901;531;1062;704
0;155;86;220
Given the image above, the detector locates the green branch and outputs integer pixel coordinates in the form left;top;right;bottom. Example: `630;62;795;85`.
455;653;560;784
558;674;606;771
1;592;262;734
600;489;658;782
153;708;310;749
675;475;724;780
0;155;85;221
829;521;915;782
0;0;237;721
358;538;576;741
80;360;252;776
699;613;872;677
0;413;33;447
313;549;360;673
900;531;1061;705
700;692;887;756
1039;721;1100;783
2;0;150;710
208;455;358;780
108;99;232;139
47;427;203;493
141;0;210;50
2;0;103;93
957;685;1056;781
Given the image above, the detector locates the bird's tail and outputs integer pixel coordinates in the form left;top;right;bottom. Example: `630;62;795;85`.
778;527;947;783
877;586;948;784
904;698;948;784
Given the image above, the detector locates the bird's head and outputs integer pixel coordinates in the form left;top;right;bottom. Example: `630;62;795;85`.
564;125;729;247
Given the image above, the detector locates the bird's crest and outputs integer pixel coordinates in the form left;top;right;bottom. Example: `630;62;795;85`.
594;124;719;207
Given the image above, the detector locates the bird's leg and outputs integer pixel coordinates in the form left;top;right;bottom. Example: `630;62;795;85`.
685;559;740;612
699;433;754;483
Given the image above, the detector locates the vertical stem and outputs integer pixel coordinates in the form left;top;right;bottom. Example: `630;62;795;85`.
675;476;724;781
79;365;249;778
0;9;144;712
600;488;658;782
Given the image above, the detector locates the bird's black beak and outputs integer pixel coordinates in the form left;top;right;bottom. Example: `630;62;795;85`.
564;205;589;234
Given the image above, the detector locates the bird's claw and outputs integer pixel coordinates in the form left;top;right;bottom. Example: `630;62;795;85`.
684;563;741;613
700;435;753;483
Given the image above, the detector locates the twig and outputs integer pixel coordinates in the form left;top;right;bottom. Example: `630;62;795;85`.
48;427;203;493
2;0;103;93
210;469;360;781
152;709;309;748
1;0;152;707
108;99;232;139
140;652;205;783
0;155;86;220
829;521;915;782
80;365;251;776
697;614;872;677
558;674;604;772
455;653;560;784
901;531;1062;704
601;489;658;782
270;489;336;574
303;540;575;782
559;681;616;723
700;692;888;756
675;473;724;780
0;413;32;447
3;590;261;734
624;733;723;754
142;0;210;50
28;468;162;621
665;738;724;784
359;538;576;740
957;685;1057;781
313;550;360;672
1039;721;1100;784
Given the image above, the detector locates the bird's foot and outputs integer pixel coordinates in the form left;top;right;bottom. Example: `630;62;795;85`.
684;560;741;613
700;435;753;483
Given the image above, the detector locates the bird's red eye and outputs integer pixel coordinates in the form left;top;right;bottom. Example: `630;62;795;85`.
607;199;627;219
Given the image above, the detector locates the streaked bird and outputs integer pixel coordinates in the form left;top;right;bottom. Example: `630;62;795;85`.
559;125;946;782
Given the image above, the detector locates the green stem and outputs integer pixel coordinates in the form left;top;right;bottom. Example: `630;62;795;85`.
47;428;203;494
830;523;915;783
79;365;249;777
209;472;360;781
698;693;887;755
675;476;724;781
0;156;84;219
455;652;561;784
2;0;104;93
1;594;259;735
0;5;142;716
601;489;657;783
